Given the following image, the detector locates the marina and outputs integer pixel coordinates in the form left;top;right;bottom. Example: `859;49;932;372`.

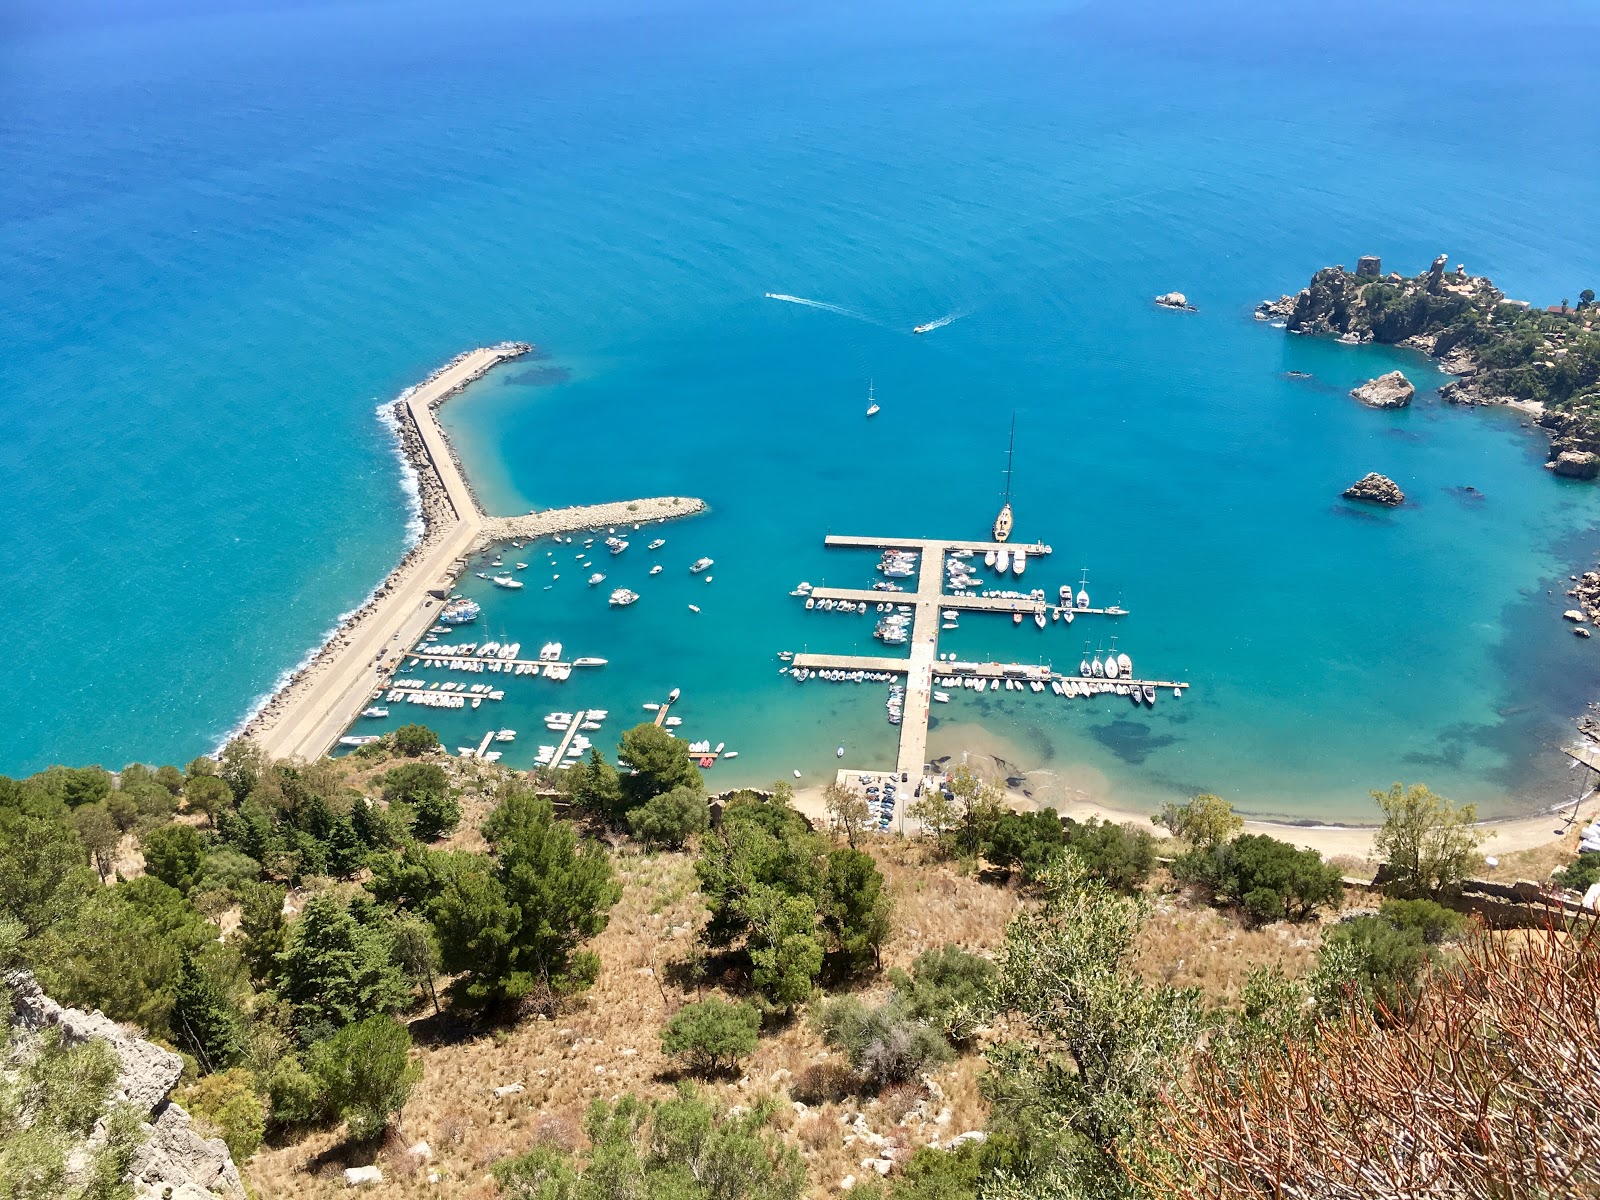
784;530;1189;785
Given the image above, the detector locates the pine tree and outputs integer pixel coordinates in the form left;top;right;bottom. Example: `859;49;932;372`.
170;951;242;1074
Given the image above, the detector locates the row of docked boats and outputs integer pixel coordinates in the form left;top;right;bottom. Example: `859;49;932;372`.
782;666;899;683
875;611;911;645
805;597;869;613
982;545;1028;576
1081;649;1133;679
886;682;905;725
877;549;917;578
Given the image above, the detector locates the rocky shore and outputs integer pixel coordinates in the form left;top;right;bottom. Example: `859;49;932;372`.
233;344;530;749
1258;253;1600;470
1342;473;1404;506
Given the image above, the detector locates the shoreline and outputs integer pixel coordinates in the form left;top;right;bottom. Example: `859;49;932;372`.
238;344;707;762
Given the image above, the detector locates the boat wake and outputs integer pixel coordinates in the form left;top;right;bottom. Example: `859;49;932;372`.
912;312;963;335
764;292;869;322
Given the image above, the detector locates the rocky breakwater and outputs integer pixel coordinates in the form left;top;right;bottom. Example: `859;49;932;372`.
1259;253;1600;473
1342;473;1404;506
1350;370;1415;409
6;970;246;1200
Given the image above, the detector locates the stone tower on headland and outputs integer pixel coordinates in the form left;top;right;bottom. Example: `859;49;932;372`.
1356;255;1381;277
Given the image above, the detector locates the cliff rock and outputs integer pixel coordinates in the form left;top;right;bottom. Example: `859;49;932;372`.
1350;371;1415;409
6;970;245;1200
1548;451;1600;480
1342;473;1405;505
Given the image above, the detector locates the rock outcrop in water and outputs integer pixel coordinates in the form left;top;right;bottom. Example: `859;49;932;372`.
1342;473;1405;506
1259;254;1600;472
6;970;246;1200
1548;450;1600;480
1350;371;1415;409
1154;291;1195;311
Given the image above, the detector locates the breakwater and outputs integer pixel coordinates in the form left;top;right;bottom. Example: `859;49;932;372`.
240;345;706;763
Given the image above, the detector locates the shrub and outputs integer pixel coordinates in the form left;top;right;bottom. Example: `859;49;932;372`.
1378;898;1466;945
1064;819;1156;892
888;945;996;1046
178;1067;265;1162
1175;833;1343;923
792;1061;855;1105
308;1015;419;1142
1156;793;1244;848
141;823;206;895
982;810;1066;881
1318;915;1432;1015
813;995;949;1091
1553;851;1600;893
660;998;761;1076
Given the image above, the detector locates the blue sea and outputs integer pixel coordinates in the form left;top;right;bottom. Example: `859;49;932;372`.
3;0;1599;821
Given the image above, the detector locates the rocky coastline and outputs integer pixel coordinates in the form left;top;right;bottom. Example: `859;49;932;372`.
232;344;530;749
1257;253;1600;472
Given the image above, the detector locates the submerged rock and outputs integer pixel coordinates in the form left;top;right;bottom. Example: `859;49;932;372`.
1351;371;1415;409
1342;473;1405;506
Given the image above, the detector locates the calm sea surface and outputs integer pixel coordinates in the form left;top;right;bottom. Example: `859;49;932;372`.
3;0;1598;820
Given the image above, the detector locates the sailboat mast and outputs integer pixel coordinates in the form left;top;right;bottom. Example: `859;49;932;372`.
1003;412;1015;503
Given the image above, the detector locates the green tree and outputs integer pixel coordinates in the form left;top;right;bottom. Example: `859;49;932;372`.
392;914;443;1015
433;790;620;1009
1156;793;1243;848
568;748;626;824
745;888;824;1011
1372;782;1485;899
1578;288;1596;310
907;787;957;841
236;880;287;986
218;740;269;804
821;848;891;975
1554;851;1600;892
276;894;409;1040
195;846;262;898
72;803;122;882
984;810;1067;882
627;784;710;849
948;765;1005;854
309;1015;419;1142
823;780;870;849
0;808;95;938
391;723;440;757
141;823;206;896
33;876;212;1031
660;998;761;1076
57;766;113;809
618;723;701;809
170;951;243;1073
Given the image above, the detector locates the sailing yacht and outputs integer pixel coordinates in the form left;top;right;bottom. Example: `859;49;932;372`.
866;380;880;417
992;414;1016;543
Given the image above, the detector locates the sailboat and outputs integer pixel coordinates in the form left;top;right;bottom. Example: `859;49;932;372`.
992;413;1015;543
866;380;880;418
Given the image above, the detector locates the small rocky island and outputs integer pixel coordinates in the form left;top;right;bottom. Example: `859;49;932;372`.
1259;254;1600;477
1350;370;1415;409
1154;291;1196;311
1342;473;1405;506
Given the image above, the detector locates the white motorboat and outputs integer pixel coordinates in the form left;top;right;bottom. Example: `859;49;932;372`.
649;565;662;575
996;548;1011;574
573;657;608;667
588;573;606;586
933;691;950;703
361;706;389;719
690;557;714;573
668;687;681;702
984;549;997;568
495;729;517;742
1118;652;1133;677
688;604;701;612
609;587;640;606
492;574;523;589
1013;547;1027;576
648;538;666;550
793;769;802;779
339;735;379;747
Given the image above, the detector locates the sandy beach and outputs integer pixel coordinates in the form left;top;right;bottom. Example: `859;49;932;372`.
241;345;707;762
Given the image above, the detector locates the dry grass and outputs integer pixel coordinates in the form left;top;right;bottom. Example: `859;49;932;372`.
247;834;1009;1199
1135;881;1324;1003
1474;820;1589;887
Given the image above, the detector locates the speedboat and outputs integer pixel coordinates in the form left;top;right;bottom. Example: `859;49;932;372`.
492;574;523;589
984;549;997;568
688;604;701;613
837;745;845;758
690;557;714;573
933;691;950;703
648;538;666;550
361;706;389;718
1142;684;1156;706
573;657;608;666
1118;652;1133;677
649;565;662;575
668;687;681;702
516;562;527;570
1013;547;1027;576
996;548;1010;574
338;735;379;747
588;573;606;586
495;729;517;742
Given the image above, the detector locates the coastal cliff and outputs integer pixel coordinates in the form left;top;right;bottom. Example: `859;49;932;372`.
1259;256;1600;470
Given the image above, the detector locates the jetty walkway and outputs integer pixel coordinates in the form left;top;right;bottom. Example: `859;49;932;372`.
792;532;1188;805
247;344;706;763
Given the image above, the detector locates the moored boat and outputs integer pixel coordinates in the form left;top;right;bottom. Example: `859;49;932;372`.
690;557;714;573
609;588;640;607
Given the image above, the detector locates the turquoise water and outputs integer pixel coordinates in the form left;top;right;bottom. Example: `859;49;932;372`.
3;0;1599;821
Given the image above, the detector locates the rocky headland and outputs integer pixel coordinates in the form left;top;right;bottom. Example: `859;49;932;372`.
5;970;245;1200
1350;370;1415;409
1342;473;1405;506
1258;254;1600;471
